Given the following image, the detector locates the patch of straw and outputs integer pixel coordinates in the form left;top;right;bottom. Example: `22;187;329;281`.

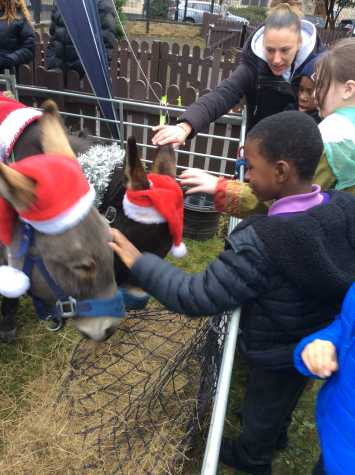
0;310;213;474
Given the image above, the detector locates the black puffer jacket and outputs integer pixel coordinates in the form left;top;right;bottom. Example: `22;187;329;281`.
45;1;116;77
0;10;35;73
180;20;324;132
130;191;355;369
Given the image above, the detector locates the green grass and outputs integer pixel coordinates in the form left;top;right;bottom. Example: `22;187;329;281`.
229;6;267;24
0;297;78;422
0;233;320;473
216;361;320;474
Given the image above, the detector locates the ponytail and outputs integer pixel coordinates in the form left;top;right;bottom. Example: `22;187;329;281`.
265;0;303;34
268;0;304;17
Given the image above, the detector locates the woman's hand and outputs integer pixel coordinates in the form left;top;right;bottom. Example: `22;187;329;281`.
109;228;142;269
179;168;219;195
152;123;191;148
301;339;338;378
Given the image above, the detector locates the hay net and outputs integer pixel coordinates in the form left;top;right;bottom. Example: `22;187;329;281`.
58;308;227;474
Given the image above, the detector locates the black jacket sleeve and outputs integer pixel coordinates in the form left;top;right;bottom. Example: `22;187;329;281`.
97;0;117;63
179;62;255;136
130;226;273;317
6;19;35;66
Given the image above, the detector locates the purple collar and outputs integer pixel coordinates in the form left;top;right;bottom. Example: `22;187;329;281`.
268;185;326;216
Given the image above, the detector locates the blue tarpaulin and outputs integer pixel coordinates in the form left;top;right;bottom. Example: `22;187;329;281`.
56;0;121;142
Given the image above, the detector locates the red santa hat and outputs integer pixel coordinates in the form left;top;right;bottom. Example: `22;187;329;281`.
123;173;187;258
0;96;42;161
0;154;95;298
0;154;95;245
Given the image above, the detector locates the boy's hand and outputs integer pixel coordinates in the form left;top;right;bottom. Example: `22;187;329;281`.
301;339;338;378
109;228;142;269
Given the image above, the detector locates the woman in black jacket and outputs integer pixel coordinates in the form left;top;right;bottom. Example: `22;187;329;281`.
152;0;324;146
0;0;35;74
45;0;116;78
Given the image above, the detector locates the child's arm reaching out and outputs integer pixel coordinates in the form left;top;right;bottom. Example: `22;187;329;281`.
109;227;273;317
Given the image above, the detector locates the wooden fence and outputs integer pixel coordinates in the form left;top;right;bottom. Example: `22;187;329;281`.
17;18;348;178
29;33;242;99
201;12;351;52
14;47;241;175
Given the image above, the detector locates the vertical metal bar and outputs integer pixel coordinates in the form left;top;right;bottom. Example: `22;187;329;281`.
119;102;124;149
146;0;150;34
2;71;19;100
201;107;248;475
175;0;180;21
31;0;42;25
201;309;241;475
183;0;188;21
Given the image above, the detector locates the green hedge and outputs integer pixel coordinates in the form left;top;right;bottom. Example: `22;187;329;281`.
148;0;169;19
229;6;267;24
114;0;127;38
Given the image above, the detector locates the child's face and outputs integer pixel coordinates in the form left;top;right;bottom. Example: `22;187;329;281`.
318;80;355;118
298;76;317;113
245;139;287;201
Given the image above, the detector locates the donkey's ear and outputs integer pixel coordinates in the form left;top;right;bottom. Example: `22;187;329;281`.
0;163;36;211
124;137;150;190
39;100;76;159
151;144;176;178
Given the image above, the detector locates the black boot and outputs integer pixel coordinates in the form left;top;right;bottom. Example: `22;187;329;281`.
220;437;272;475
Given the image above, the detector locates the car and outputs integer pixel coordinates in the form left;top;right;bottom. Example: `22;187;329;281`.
304;15;326;29
338;18;355;32
168;1;249;25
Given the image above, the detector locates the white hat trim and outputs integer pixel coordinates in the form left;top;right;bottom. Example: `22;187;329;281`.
171;242;187;258
22;186;96;234
122;194;166;224
0;107;42;160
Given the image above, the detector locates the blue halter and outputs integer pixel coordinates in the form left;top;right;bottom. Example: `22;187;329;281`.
16;223;148;331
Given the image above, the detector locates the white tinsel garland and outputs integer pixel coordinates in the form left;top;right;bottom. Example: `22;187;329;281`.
78;143;125;207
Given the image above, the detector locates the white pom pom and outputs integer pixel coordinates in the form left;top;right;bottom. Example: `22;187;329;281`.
170;242;187;258
0;266;30;298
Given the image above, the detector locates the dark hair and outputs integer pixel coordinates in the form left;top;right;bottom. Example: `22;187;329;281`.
265;0;302;34
315;38;355;107
247;111;323;181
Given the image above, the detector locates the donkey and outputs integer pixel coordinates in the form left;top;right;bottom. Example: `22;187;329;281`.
0;100;177;342
0;106;122;342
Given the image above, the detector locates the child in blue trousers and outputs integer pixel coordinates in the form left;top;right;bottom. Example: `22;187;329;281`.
294;282;355;475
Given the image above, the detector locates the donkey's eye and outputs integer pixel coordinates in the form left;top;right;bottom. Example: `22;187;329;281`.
72;259;96;275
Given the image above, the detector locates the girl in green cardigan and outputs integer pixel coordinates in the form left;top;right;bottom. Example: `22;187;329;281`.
179;38;355;218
